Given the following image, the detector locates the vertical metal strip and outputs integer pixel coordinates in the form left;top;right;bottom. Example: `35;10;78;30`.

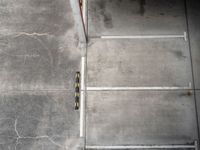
69;0;87;44
195;140;199;150
80;57;86;138
82;0;88;34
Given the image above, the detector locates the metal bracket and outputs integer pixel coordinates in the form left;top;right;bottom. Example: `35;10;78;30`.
75;72;80;110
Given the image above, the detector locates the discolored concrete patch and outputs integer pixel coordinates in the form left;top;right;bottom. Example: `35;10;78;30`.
88;0;186;36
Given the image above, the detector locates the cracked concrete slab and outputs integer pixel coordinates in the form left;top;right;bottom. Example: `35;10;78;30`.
0;0;81;91
0;34;80;91
0;0;73;36
0;91;80;150
0;0;200;149
86;91;198;146
87;39;192;87
0;0;81;150
88;0;186;36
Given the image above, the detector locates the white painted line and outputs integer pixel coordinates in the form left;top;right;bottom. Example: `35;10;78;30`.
80;57;86;138
86;83;192;91
86;144;196;149
195;140;199;150
99;32;187;41
184;31;187;41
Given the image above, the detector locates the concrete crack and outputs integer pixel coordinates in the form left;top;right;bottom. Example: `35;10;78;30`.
0;32;51;38
14;32;51;37
14;119;66;150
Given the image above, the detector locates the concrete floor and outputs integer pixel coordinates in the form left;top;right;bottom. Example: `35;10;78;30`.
87;39;192;87
86;91;197;145
0;0;200;150
187;0;200;146
86;0;199;148
0;0;81;149
88;0;186;36
187;0;200;89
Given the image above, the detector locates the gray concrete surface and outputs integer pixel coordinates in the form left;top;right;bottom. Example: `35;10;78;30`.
86;0;199;148
0;91;80;150
186;0;200;89
0;0;81;150
88;0;186;36
86;91;198;146
195;90;200;137
186;0;200;142
0;0;80;91
0;0;200;149
87;39;192;87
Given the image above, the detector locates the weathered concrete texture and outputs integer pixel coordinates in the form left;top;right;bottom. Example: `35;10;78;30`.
195;90;200;136
0;0;81;91
186;0;200;89
0;91;80;150
88;0;186;36
87;39;192;87
0;0;72;36
86;91;198;146
0;0;81;150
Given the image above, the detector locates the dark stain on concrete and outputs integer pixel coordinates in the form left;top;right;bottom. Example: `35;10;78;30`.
130;0;137;2
103;13;113;29
96;0;113;29
179;91;193;97
97;0;106;10
139;0;146;16
173;50;187;59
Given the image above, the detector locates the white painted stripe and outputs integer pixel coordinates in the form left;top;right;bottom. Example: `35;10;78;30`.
86;83;192;91
80;57;86;138
184;31;187;41
86;144;196;149
100;32;187;41
195;140;199;150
